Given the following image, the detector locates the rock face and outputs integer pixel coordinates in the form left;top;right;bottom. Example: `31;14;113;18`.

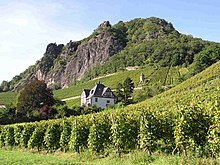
7;17;177;91
14;21;125;90
60;32;123;87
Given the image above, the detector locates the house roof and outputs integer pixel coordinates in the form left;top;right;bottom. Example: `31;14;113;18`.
83;89;90;97
87;82;115;99
102;87;110;95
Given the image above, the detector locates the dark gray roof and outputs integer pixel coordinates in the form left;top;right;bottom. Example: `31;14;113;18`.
83;89;90;97
87;82;115;98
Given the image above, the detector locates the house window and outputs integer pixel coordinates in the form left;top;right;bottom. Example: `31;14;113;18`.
95;98;98;102
107;100;110;103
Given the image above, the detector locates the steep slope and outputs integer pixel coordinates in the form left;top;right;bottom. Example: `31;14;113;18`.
4;21;125;91
1;58;219;160
0;65;181;105
132;59;220;113
1;17;220;92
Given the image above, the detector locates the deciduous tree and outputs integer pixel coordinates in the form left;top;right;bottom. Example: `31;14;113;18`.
16;80;56;118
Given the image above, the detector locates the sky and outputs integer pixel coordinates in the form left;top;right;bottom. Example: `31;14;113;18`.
0;0;220;82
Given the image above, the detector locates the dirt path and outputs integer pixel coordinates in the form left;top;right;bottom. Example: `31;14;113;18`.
61;96;80;101
92;73;116;81
0;105;6;108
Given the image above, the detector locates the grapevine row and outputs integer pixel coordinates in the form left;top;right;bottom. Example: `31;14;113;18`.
0;98;219;157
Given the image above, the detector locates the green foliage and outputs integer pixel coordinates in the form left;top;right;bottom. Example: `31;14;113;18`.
0;60;219;158
190;45;220;75
0;127;6;147
132;87;153;103
88;115;111;153
115;77;134;104
207;100;220;157
110;113;139;154
0;105;16;119
16;80;56;118
69;118;90;153
14;125;24;146
4;126;14;147
20;123;35;148
139;113;157;154
80;17;218;81
28;123;47;151
0;80;13;92
173;103;212;155
59;120;72;152
44;122;61;151
0;92;16;105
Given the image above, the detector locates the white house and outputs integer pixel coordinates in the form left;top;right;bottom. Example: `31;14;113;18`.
81;82;116;109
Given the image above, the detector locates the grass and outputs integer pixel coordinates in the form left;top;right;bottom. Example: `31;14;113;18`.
1;63;220;164
0;149;218;165
0;92;17;105
53;65;181;100
65;98;81;107
0;65;183;105
0;149;76;165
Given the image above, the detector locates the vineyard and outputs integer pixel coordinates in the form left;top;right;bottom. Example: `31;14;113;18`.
0;65;181;105
53;65;181;100
0;61;219;159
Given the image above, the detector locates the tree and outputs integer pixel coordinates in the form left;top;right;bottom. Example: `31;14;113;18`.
115;77;134;104
191;45;220;75
0;81;10;92
16;80;56;118
123;77;135;101
115;83;124;102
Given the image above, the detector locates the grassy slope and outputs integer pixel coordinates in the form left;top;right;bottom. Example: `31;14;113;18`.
126;60;220;116
0;92;17;105
53;65;181;100
0;65;182;105
0;59;218;109
0;62;219;164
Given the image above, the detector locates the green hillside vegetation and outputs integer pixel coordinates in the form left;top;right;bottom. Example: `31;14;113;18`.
65;98;81;108
0;61;219;164
1;17;220;93
54;65;182;100
0;17;220;164
0;92;17;105
82;17;220;81
0;65;183;106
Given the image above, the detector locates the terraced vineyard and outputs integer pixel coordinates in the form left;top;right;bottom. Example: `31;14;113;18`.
0;61;219;160
0;65;182;105
54;65;181;99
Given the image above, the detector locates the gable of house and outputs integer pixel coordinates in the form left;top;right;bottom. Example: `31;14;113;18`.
81;82;116;108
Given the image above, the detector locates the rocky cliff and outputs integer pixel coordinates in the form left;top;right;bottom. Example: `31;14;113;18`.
3;17;215;92
11;21;126;91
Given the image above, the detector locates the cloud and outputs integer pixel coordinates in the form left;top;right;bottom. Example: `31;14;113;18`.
0;1;91;82
7;16;29;27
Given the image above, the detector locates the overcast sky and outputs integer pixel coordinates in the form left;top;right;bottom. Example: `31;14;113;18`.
0;0;220;82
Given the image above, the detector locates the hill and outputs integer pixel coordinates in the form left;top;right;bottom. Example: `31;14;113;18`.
0;55;219;162
0;65;182;106
1;17;220;92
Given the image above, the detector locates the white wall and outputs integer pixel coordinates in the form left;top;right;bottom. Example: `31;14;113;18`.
91;97;115;109
81;92;87;106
